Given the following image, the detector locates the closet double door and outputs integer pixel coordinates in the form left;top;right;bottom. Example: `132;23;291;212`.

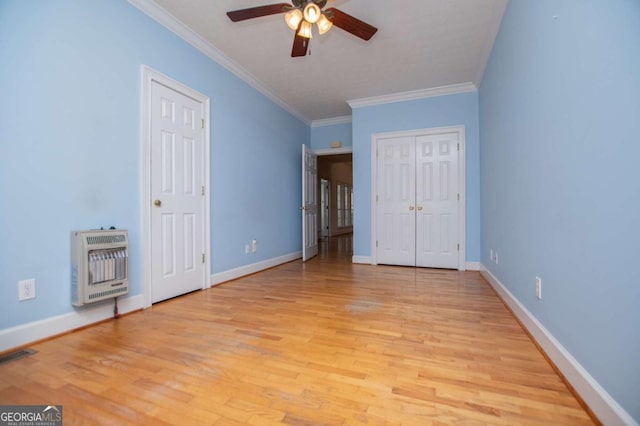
376;131;460;269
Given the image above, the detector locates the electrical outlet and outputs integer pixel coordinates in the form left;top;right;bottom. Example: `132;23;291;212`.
535;277;542;300
245;244;250;254
495;252;499;264
18;279;36;301
252;239;257;253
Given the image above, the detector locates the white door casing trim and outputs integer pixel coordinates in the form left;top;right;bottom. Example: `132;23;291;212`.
141;65;211;308
370;125;466;270
314;147;353;156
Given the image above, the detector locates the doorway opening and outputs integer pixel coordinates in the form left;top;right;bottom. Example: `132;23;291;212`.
141;66;211;308
316;152;353;257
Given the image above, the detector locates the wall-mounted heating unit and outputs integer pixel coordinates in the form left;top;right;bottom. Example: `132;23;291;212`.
71;229;129;306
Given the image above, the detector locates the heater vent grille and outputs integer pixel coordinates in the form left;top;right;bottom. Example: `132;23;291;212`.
71;229;129;306
87;235;126;245
0;349;36;365
88;286;128;300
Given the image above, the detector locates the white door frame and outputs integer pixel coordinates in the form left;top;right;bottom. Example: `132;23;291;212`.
370;125;466;270
315;147;353;156
141;65;211;308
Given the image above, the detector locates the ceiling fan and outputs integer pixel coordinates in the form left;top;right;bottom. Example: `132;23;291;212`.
226;0;378;57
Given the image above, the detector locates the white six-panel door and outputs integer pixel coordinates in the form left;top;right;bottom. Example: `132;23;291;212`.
375;129;461;269
376;136;416;266
302;145;318;261
415;133;459;268
150;80;206;302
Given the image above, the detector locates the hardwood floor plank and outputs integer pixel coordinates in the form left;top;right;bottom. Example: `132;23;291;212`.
0;235;595;425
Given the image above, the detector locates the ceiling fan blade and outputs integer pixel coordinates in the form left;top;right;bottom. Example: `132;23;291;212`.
291;30;309;57
325;8;378;41
227;3;291;22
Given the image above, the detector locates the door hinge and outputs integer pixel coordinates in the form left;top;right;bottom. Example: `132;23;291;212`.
201;186;205;196
202;253;205;263
201;119;205;129
376;240;378;248
376;149;379;157
457;244;460;251
457;143;460;151
457;193;460;201
376;194;379;202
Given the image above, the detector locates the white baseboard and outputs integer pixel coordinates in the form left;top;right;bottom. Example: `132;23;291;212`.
465;261;481;271
0;295;144;353
351;258;481;270
210;251;302;286
480;265;637;426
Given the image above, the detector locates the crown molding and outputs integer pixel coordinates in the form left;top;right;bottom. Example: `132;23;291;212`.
347;82;478;109
126;0;311;126
311;115;352;128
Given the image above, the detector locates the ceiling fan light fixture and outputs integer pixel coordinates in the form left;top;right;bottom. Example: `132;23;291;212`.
317;13;333;35
226;2;378;58
303;3;321;24
284;9;303;30
298;20;313;39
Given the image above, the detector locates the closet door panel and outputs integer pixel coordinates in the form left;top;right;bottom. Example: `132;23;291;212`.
376;136;416;266
416;133;459;268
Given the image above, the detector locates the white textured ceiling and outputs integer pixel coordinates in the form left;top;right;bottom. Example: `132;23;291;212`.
146;0;508;122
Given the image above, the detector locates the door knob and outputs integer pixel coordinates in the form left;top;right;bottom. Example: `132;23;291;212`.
154;199;162;207
409;205;415;211
417;206;423;211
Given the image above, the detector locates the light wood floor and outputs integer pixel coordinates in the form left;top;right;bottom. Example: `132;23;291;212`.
0;235;595;425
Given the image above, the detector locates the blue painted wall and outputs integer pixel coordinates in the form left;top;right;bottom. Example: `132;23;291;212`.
480;0;640;420
310;122;352;150
0;0;308;330
351;92;480;262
